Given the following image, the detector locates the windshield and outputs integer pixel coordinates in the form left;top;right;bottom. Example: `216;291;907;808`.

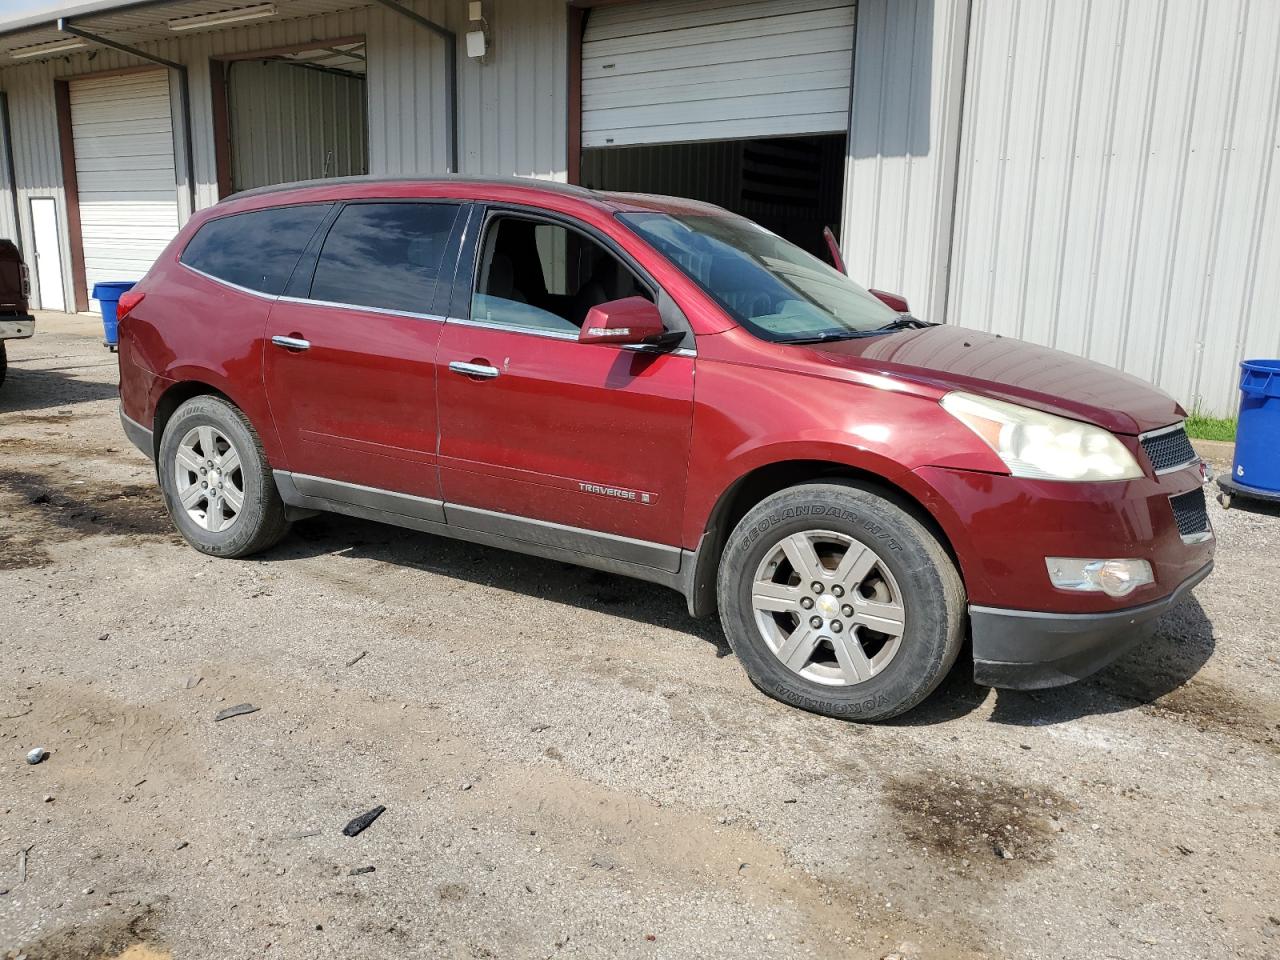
618;212;900;342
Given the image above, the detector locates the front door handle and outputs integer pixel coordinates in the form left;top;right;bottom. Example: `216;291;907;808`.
449;360;500;379
271;335;311;351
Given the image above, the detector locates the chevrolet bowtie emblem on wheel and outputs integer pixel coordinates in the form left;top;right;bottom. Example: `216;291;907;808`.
579;481;654;505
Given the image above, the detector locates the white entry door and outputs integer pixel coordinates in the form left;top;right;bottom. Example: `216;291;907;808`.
68;70;180;307
30;197;65;312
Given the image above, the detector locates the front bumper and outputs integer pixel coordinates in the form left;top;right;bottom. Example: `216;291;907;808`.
971;560;1213;689
0;314;35;340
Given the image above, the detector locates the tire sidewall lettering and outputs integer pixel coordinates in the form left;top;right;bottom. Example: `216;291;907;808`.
738;503;905;556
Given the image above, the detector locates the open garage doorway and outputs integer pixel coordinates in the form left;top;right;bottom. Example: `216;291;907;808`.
581;134;847;260
212;40;368;197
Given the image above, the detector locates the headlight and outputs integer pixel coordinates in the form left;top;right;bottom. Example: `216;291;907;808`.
940;391;1143;481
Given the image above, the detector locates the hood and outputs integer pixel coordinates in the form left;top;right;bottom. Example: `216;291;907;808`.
801;325;1183;435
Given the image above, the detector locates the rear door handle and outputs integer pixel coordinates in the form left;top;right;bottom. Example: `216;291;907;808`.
271;335;310;351
449;361;500;379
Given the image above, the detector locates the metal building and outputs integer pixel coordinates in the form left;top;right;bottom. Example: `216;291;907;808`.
1;0;1276;414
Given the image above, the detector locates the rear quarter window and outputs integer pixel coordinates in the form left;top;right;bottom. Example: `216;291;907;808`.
179;203;332;296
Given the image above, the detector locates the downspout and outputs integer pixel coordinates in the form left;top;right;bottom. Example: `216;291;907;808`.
0;91;21;253
56;18;196;214
371;0;459;174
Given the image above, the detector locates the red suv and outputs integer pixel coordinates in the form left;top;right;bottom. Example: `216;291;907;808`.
116;177;1214;720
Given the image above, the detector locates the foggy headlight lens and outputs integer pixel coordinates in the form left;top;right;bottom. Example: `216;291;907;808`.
1046;558;1154;598
940;392;1143;481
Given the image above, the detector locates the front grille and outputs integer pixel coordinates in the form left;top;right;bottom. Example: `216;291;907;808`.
1170;488;1210;540
1141;425;1198;474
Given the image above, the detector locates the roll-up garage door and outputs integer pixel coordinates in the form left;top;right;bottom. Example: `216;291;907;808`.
69;70;180;304
582;0;855;148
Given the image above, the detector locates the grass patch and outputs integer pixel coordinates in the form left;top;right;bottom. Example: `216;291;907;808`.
1185;412;1237;442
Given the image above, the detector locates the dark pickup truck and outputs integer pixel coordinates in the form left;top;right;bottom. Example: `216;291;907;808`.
0;238;35;388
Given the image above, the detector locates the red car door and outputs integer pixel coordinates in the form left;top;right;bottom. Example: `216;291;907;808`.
264;200;463;504
436;211;695;568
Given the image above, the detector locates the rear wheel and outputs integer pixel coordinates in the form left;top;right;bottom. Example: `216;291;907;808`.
157;395;290;557
0;341;7;388
717;482;965;721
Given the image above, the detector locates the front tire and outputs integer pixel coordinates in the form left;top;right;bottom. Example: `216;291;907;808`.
157;395;290;558
717;482;965;721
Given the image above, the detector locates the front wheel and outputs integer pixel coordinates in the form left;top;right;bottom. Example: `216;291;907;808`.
157;395;290;558
717;482;965;721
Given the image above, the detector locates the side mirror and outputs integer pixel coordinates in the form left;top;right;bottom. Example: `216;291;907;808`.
869;288;910;313
578;296;666;346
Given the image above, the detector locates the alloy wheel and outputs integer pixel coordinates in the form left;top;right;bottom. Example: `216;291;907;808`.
173;425;245;533
750;530;906;686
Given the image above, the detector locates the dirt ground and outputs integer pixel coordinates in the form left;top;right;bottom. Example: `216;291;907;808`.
2;317;1278;960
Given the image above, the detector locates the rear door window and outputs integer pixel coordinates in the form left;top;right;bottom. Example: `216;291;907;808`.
180;203;332;295
310;202;460;315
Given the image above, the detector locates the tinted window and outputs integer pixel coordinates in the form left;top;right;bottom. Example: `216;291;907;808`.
181;204;331;295
471;216;650;334
310;202;459;314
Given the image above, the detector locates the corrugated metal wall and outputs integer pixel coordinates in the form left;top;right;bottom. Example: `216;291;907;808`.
228;59;368;191
0;0;566;311
841;0;971;325
950;0;1280;416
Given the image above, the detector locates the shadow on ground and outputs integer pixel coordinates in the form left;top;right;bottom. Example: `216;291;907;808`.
865;597;1217;728
262;511;733;656
262;512;1224;726
0;360;120;413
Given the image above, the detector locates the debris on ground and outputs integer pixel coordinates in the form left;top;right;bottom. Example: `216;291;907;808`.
184;676;202;690
214;703;260;721
348;866;376;876
345;651;367;667
17;844;32;883
25;747;47;765
342;805;386;837
993;842;1016;860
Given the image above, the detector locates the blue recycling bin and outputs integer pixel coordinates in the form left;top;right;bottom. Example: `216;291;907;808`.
1231;359;1280;494
91;280;136;349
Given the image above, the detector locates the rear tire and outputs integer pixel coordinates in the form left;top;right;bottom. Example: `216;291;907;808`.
0;341;7;388
717;482;965;721
157;395;290;558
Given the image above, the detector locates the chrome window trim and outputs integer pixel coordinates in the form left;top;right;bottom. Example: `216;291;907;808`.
179;262;279;302
445;314;696;356
1139;421;1187;441
276;294;445;323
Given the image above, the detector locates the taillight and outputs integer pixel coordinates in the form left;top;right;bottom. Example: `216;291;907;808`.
116;289;145;320
20;263;30;299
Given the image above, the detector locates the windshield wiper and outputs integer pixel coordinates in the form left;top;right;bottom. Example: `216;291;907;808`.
776;331;877;345
872;315;934;332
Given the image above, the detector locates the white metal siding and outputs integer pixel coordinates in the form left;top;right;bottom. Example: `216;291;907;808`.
69;70;180;301
841;0;971;323
228;59;368;192
582;0;855;148
950;0;1280;416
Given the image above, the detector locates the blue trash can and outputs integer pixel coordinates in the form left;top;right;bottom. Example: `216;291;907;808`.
1231;359;1280;494
91;281;136;349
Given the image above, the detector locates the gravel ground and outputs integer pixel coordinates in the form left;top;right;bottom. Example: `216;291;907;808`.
2;318;1278;960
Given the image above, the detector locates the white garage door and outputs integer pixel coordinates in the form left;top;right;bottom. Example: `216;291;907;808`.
582;0;855;148
69;70;180;305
